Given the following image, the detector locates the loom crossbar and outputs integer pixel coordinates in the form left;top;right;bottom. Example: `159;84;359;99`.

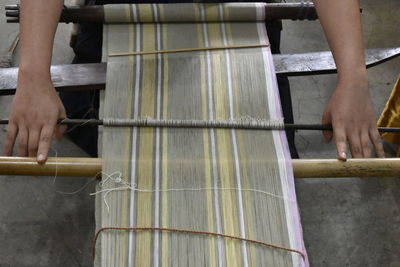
0;157;399;178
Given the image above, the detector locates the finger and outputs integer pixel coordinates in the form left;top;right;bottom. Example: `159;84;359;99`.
334;125;348;161
37;125;55;163
56;109;67;140
348;131;363;158
17;126;29;157
28;128;40;157
360;131;372;158
322;110;333;142
54;125;67;141
3;123;18;156
370;127;385;158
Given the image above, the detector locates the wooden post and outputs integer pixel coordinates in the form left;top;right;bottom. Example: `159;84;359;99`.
0;157;399;178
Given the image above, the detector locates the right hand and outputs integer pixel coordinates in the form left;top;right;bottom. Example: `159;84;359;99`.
3;70;66;163
321;73;384;160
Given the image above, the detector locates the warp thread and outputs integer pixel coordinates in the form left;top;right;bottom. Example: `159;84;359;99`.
92;226;306;261
103;117;285;130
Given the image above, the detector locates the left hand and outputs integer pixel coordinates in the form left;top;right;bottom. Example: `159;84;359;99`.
322;74;385;160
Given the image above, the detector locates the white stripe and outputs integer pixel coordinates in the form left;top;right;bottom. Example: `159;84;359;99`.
201;5;224;267
128;5;141;267
152;4;162;267
219;5;249;267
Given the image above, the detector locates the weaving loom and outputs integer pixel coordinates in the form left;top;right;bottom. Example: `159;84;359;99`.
1;2;400;265
96;3;307;266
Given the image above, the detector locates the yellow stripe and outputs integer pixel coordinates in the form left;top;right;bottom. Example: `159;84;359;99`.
217;129;241;267
196;9;217;265
135;23;156;267
236;131;257;266
138;4;153;23
205;4;219;21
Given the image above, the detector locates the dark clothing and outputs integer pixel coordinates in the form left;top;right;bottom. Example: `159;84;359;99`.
61;0;298;158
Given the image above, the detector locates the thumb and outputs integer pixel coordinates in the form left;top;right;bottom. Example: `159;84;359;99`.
322;109;333;143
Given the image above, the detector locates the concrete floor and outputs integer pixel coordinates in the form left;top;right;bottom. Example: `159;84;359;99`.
0;0;399;266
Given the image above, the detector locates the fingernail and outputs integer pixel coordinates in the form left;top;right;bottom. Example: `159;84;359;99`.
37;154;45;162
339;152;347;161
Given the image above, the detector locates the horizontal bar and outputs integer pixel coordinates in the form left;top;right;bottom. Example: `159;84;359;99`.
0;157;101;178
293;158;400;178
0;63;106;96
1;48;399;95
5;3;318;24
0;157;399;178
0;118;399;133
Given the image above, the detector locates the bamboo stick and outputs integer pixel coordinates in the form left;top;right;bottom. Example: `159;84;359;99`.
293;158;400;178
0;157;399;178
0;157;101;178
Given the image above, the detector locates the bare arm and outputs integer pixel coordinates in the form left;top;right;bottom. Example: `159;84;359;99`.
4;0;65;162
313;0;384;160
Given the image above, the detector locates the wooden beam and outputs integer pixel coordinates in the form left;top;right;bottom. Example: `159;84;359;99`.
0;63;105;96
5;3;319;23
1;48;399;95
0;157;399;178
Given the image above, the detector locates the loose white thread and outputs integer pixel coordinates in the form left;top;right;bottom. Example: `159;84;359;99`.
50;146;97;195
91;171;296;213
51;147;58;185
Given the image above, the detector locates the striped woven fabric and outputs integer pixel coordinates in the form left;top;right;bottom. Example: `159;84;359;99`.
96;3;308;266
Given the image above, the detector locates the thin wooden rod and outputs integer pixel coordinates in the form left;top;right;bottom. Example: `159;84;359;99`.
108;44;269;57
0;119;400;132
0;157;399;178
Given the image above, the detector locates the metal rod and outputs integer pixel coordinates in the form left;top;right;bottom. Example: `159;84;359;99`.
0;118;399;132
5;3;319;24
0;157;399;178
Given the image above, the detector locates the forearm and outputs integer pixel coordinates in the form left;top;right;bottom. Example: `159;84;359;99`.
18;0;64;82
314;0;384;159
4;0;66;161
313;0;367;86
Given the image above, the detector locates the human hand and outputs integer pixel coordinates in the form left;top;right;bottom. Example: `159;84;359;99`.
322;73;385;160
3;70;66;163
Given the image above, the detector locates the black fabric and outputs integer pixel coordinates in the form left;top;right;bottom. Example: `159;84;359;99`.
62;0;298;158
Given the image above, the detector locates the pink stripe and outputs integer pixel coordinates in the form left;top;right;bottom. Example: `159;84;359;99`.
262;25;309;266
